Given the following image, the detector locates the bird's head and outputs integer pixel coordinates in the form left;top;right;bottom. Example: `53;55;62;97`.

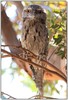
22;5;46;23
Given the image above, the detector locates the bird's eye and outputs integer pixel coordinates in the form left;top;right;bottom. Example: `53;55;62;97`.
24;9;30;13
26;9;31;13
27;10;30;13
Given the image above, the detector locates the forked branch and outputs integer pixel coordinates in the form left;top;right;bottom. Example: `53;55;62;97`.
1;45;67;82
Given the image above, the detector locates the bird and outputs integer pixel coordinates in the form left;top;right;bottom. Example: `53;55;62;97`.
21;4;48;98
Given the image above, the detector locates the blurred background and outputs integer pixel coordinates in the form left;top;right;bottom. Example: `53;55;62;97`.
1;1;67;99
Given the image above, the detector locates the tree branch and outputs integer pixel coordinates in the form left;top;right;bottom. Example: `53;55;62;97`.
1;4;66;81
1;48;67;82
1;5;30;74
1;55;10;58
28;95;59;99
1;45;66;79
1;92;16;99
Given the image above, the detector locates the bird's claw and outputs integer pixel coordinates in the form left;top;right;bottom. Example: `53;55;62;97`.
19;51;28;60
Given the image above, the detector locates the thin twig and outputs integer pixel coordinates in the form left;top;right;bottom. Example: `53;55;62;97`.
1;55;11;58
1;91;16;99
48;47;58;60
1;44;67;79
1;44;20;47
1;48;66;80
28;95;58;99
1;48;67;82
1;44;36;57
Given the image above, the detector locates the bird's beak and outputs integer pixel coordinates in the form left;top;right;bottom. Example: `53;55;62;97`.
23;15;35;21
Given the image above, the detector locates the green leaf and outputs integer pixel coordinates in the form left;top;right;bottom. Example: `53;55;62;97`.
21;74;37;92
53;34;63;45
56;89;60;94
51;24;59;28
56;50;65;59
58;28;62;31
1;69;6;75
53;9;60;13
7;2;12;6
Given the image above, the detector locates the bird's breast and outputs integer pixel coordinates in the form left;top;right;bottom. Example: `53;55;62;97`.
22;20;48;56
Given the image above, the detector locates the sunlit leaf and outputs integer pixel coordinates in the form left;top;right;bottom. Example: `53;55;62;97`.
58;2;66;9
21;76;37;92
56;50;65;59
1;1;66;97
7;2;12;6
59;2;66;6
53;34;63;45
1;69;6;75
58;27;62;31
51;24;59;28
53;9;60;13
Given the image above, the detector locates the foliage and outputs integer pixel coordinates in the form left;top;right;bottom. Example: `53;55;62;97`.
1;1;66;98
3;1;66;58
44;80;59;95
46;3;66;59
21;73;38;92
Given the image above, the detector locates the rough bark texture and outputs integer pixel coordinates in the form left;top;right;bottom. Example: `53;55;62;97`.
1;4;66;81
1;6;32;76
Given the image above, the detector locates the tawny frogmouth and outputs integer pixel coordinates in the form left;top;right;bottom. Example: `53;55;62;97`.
21;5;48;97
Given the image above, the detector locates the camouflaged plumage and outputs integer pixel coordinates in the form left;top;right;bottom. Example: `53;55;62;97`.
21;5;48;97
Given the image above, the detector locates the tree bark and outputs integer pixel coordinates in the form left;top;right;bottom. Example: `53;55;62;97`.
1;4;66;81
1;6;32;76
